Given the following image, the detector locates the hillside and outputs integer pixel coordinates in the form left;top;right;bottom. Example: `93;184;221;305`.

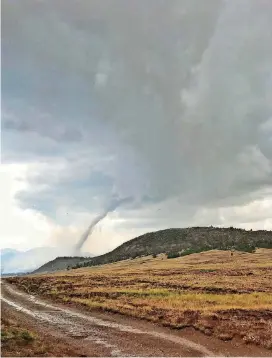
73;226;272;269
32;256;90;274
33;226;272;273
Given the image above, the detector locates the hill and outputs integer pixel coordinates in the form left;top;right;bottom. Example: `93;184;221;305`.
33;226;272;273
32;256;91;274
73;226;272;269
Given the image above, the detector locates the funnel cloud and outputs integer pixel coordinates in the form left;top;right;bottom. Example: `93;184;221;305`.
74;197;132;253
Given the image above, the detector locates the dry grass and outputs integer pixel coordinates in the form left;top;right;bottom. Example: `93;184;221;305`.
1;316;46;357
6;249;272;349
1;308;88;357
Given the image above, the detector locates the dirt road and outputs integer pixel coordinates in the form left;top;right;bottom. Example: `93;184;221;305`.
1;281;270;357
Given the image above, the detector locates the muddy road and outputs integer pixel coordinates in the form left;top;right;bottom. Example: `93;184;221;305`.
1;281;270;357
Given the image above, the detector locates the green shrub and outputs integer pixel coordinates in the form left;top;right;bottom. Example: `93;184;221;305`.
167;252;180;259
20;330;34;342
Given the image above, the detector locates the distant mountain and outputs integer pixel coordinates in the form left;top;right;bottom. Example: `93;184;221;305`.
1;248;20;261
1;247;92;274
1;249;21;273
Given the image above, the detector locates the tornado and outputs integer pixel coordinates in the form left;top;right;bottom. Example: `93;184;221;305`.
74;197;132;254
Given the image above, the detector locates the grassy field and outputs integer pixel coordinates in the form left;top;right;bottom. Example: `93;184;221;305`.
6;249;272;349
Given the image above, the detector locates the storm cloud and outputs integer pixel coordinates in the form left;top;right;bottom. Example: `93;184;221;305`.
2;0;272;253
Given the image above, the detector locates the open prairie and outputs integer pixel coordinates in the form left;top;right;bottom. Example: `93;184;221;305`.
5;249;272;351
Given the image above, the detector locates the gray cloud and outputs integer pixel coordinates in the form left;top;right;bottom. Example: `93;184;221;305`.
2;0;272;238
3;114;82;143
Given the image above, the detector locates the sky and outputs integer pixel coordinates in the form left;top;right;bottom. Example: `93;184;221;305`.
1;0;272;256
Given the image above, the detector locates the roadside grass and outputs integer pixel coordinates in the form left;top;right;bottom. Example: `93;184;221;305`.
1;318;35;346
1;313;87;357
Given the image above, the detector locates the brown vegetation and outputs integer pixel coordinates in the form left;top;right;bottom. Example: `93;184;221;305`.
1;313;78;357
6;249;272;350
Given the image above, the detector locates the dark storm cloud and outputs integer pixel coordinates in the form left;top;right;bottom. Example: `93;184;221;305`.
2;0;272;229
